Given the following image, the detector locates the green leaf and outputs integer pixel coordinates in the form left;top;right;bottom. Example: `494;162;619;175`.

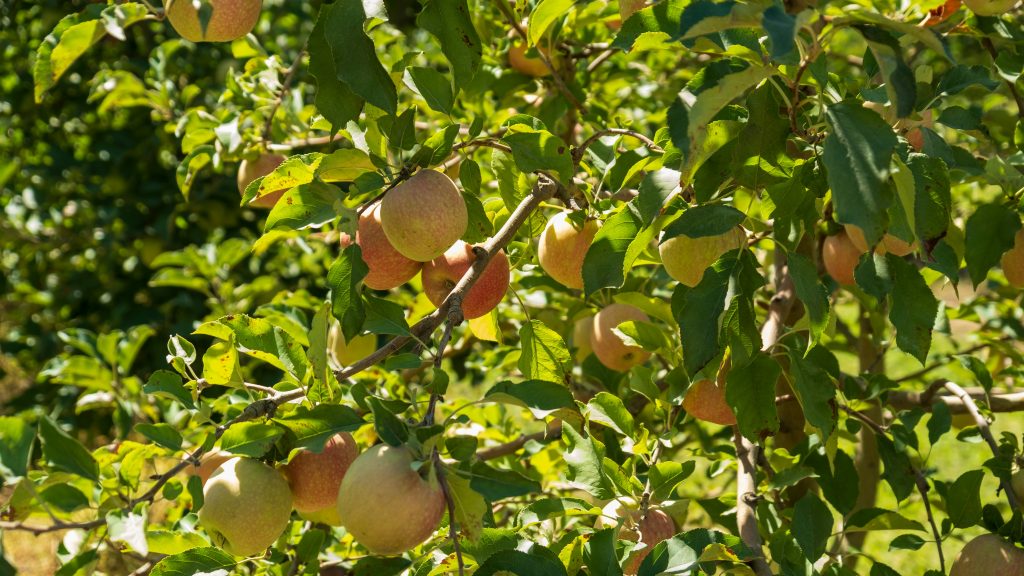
39;417;99;481
174;144;214;201
844;508;924;532
264;181;346;233
528;0;574;46
906;154;952;245
792;494;833;562
135;423;183;451
309;4;364;129
406;66;454;115
787;252;830;349
682;64;773;169
636;169;679;226
502;129;574;183
965;203;1021;287
201;335;243;387
586;527;623;576
725;353;781;441
661;205;745;241
561;424;614;500
808;449;860;516
146;530;209;556
219;422;284;458
308;302;333;402
107;507;148;556
611;0;686;52
786;349;837;440
887;256;939;364
351;557;412;576
484;380;578;419
946;469;984;528
518;320;572;384
143;370;195;409
0;417;34;480
446;470;487;542
367;396;409;447
39;484;89;513
762;5;796;59
585;393;634;437
475;549;568;576
582;205;656;296
858;26;916;118
823;101;898;246
517;497;598;526
323;0;397;114
150;547;236;576
328;244;369;341
876;435;915;502
194;315;309;379
470;462;543;500
730;84;793;190
417;0;482;89
274;404;365;453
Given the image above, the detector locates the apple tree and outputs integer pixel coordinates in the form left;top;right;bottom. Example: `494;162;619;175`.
3;0;1024;574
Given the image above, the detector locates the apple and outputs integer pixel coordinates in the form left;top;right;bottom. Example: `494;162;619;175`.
421;240;510;319
822;231;865;286
237;153;286;209
283;433;359;526
619;0;646;21
336;444;445;555
573;315;595;361
904;109;934;152
598;499;676;575
188;450;232;485
508;44;551;78
380;169;468;262
1001;228;1024;287
949;534;1024;576
165;0;262;43
590;304;651;372
659;227;746;287
682;379;736;426
844;224;916;257
198;457;293;557
341;204;422;290
538;212;600;290
328;322;377;368
963;0;1020;16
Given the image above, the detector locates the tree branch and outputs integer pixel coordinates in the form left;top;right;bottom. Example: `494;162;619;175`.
433;450;465;576
572;129;663;164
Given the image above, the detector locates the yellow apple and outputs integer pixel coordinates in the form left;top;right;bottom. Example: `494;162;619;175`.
963;0;1020;16
237;153;286;209
590;304;651;372
1001;228;1024;287
165;0;262;43
598;498;676;575
508;44;551;78
950;534;1024;576
659;227;746;287
844;224;916;257
199;457;293;557
328;322;377;368
538;212;600;290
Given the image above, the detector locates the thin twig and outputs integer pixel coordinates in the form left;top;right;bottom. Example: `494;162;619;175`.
915;470;945;573
356;165;414;216
573;128;663;164
475;421;564;460
433;450;465;576
263;47;307;144
892;337;1007;383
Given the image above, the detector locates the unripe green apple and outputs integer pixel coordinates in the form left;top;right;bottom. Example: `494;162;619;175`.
538;212;600;290
950;534;1024;576
573;315;595;361
283;433;359;525
823;231;865;286
336;444;445;555
658;227;746;287
682;379;735;426
508;44;551;77
421;241;510;319
188;450;232;485
598;499;676;575
198;457;293;557
340;204;422;290
165;0;262;43
1001;229;1024;287
380;169;467;262
844;224;916;257
963;0;1020;16
328;322;377;368
590;304;651;372
237;153;286;209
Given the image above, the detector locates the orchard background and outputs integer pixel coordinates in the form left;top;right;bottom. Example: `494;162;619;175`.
3;0;1024;574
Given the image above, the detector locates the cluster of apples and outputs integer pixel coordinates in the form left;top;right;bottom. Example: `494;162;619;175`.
192;434;445;557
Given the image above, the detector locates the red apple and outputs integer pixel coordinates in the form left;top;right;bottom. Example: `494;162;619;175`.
590;304;651;372
283;432;359;526
421;241;510;319
823;231;865;286
682;379;736;426
165;0;262;43
341;204;422;290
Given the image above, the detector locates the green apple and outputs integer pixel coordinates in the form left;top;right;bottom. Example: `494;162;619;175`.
963;0;1020;17
283;433;359;525
659;227;746;287
950;534;1024;576
538;212;600;290
421;241;510;319
380;169;467;262
328;322;377;368
590;304;651;372
165;0;262;43
199;457;293;557
337;444;445;555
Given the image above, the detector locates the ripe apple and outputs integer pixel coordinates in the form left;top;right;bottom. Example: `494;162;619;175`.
949;534;1024;576
573;315;595;361
508;44;551;78
328;322;377;368
590;304;651;372
659;227;746;287
165;0;262;43
237;153;286;209
198;457;293;557
380;169;468;262
844;224;916;257
421;240;510;319
598;499;676;575
1001;228;1024;287
619;0;646;21
188;450;232;485
822;231;865;286
336;444;445;555
682;379;736;426
904;109;934;152
538;212;600;290
963;0;1020;16
283;433;359;526
341;204;422;290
